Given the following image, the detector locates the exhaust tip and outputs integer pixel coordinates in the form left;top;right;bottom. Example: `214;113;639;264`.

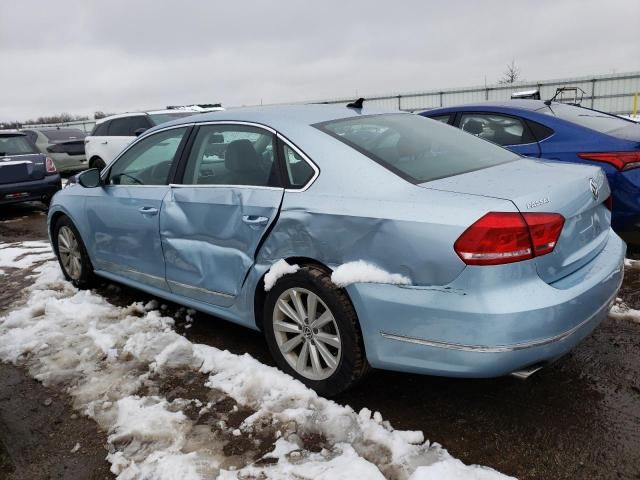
510;363;545;380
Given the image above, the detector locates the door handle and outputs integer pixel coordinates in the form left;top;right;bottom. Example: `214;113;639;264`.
101;141;108;145
242;215;268;225
138;206;159;216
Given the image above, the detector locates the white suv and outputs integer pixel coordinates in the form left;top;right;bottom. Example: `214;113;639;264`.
85;108;223;170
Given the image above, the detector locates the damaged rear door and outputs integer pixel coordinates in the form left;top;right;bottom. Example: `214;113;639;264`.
160;123;284;306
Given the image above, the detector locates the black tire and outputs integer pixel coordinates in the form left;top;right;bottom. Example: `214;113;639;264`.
52;216;95;289
90;157;106;171
263;264;369;396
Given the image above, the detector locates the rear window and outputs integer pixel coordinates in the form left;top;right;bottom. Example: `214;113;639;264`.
41;129;86;141
149;112;195;126
314;114;517;183
0;134;39;155
539;103;634;133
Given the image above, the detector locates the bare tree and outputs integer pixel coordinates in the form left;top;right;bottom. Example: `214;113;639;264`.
499;59;521;84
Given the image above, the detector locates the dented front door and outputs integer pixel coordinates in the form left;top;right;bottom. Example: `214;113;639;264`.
160;185;284;306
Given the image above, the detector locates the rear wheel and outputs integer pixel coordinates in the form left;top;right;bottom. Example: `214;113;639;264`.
53;216;95;288
90;157;106;171
263;265;368;396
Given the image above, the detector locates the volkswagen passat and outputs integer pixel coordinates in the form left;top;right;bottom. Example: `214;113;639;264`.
47;105;625;395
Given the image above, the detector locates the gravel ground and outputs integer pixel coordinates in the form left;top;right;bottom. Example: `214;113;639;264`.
1;202;639;480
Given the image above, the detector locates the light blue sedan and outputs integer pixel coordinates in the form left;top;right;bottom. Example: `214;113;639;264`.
47;105;625;395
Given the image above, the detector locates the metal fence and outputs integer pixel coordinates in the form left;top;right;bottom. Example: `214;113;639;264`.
24;118;97;133
310;71;640;115
24;71;640;132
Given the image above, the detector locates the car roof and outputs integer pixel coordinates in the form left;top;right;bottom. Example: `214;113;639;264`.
150;103;400;133
424;99;567;113
95;108;226;124
0;129;25;136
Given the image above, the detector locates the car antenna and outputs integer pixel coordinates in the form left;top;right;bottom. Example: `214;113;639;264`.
347;97;365;109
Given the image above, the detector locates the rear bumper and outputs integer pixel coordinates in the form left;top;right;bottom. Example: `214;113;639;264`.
0;175;62;205
50;153;87;173
348;230;625;377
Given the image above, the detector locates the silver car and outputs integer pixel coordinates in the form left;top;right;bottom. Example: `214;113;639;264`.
23;128;88;173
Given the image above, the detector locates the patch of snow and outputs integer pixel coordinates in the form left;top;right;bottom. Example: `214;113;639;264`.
0;242;53;269
264;259;299;291
624;257;640;272
0;242;511;479
331;260;411;288
609;298;640;324
70;442;81;453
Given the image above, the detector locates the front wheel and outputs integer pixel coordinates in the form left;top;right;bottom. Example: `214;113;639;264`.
263;265;368;396
53;216;95;288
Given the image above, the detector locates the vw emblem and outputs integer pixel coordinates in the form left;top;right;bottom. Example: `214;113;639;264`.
589;178;599;200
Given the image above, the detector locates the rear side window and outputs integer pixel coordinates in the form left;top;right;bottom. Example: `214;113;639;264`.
315;114;517;184
0;135;39;155
282;144;315;188
92;121;109;136
108;116;151;136
181;124;278;187
526;120;554;141
539;103;634;133
459;113;535;146
41;129;85;141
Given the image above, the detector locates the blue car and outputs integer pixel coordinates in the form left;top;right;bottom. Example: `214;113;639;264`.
420;101;640;242
1;130;62;207
48;105;624;395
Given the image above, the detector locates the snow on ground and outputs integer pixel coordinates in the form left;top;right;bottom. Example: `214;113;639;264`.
263;259;299;291
0;242;515;479
331;260;411;288
0;241;53;269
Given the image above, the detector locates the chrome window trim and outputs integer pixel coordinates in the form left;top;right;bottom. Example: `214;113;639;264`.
169;183;283;192
167;279;235;299
277;133;320;192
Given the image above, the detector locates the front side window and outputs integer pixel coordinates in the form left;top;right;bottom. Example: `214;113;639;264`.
430;114;451;124
282;144;315;188
181;125;278;187
459;113;534;146
108;116;150;136
315;113;517;184
0;134;39;155
107;127;187;185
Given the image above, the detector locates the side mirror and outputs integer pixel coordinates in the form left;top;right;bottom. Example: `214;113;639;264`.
134;127;148;137
78;168;102;188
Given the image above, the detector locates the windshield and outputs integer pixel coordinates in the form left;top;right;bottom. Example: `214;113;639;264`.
0;134;39;155
149;112;195;126
41;128;86;141
538;103;634;133
314;113;518;183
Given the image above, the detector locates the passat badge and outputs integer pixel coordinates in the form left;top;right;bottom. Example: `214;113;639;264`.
589;178;599;200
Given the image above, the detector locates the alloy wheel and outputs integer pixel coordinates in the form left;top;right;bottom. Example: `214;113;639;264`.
273;287;342;381
57;226;83;280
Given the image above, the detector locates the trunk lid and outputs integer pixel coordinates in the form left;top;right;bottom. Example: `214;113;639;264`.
0;154;47;184
421;158;611;283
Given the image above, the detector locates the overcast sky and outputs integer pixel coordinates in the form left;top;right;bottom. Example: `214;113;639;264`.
1;0;638;122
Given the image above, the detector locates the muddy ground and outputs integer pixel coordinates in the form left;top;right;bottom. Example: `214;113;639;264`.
1;202;639;480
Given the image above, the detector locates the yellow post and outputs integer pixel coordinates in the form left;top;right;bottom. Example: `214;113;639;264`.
634;93;638;116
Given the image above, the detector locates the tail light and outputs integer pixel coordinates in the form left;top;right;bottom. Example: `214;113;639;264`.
577;152;640;171
45;156;57;173
454;212;565;266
